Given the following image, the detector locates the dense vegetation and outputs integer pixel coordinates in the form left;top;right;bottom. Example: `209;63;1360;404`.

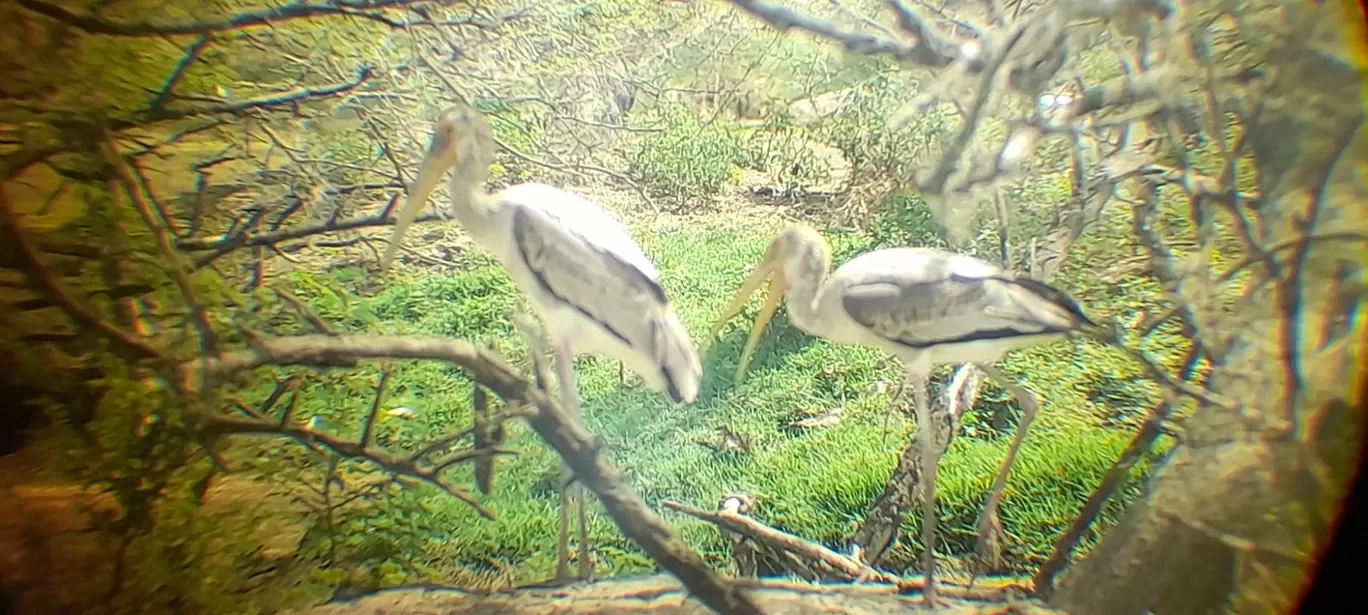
0;1;1361;615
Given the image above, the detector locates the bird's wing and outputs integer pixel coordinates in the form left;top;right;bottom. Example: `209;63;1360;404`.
503;184;668;345
838;249;1078;349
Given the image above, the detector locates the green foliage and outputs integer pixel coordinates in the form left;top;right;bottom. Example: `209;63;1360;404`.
869;190;951;250
815;73;955;182
477;100;550;183
0;0;1205;605
630;104;744;205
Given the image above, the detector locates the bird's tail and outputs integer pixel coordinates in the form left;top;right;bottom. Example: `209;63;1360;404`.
1011;277;1098;330
653;308;703;406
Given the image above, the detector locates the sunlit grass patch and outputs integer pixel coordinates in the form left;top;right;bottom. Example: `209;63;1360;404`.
279;209;1163;584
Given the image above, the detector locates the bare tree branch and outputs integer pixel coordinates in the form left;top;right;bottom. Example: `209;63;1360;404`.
97;135;222;357
180;333;765;615
149;35;212;114
195;413;511;520
14;0;512;37
726;0;959;67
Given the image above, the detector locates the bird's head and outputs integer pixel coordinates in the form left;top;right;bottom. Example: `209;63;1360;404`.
703;223;830;386
380;106;496;272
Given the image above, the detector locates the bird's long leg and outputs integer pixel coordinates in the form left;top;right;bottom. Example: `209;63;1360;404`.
968;363;1041;587
576;476;592;581
553;340;592;582
909;369;941;607
880;376;908;445
554;470;572;583
507;312;574;584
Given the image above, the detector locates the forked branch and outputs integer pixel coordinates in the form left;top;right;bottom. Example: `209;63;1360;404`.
181;333;765;615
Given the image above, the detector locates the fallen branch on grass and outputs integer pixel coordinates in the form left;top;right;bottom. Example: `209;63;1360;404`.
664;499;903;586
662;499;1015;602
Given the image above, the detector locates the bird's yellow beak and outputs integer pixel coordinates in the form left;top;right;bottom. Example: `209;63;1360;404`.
703;242;790;386
379;130;459;273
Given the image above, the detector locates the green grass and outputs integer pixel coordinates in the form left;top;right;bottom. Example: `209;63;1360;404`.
278;211;1161;584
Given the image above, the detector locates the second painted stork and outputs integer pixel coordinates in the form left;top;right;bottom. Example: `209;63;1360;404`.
381;106;703;584
701;223;1094;605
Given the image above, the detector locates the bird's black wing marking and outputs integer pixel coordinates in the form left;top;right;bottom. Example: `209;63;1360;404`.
512;207;665;349
842;274;1044;349
1009;276;1097;327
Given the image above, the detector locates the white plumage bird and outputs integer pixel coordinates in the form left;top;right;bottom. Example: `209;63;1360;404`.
702;223;1095;605
381;106;703;583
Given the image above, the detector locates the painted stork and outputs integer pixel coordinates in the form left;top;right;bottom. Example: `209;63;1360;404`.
701;223;1094;605
381;106;703;583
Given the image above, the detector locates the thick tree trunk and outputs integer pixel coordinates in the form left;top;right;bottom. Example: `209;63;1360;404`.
1048;2;1368;613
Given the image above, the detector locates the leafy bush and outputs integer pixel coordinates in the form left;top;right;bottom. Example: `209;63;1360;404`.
869;190;951;250
630;104;743;207
737;106;838;192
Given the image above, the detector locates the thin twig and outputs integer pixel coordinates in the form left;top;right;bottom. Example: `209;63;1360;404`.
149;35;212;114
98;135;221;356
274;287;339;336
664;500;1012;601
1032;382;1187;598
664;500;902;585
359;366;392;447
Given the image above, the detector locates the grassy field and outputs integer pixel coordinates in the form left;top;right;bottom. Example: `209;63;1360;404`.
267;198;1162;586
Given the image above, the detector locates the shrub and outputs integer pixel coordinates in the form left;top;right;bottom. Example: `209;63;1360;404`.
630;104;743;208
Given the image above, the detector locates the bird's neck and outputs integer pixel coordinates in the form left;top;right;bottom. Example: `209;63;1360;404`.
783;249;831;338
447;163;496;236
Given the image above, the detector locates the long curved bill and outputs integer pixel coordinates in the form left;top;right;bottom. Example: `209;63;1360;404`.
379;134;456;273
702;245;790;386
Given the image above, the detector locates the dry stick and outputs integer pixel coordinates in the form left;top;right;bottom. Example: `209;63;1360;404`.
665;500;899;583
472;385;497;495
0;185;164;360
920;25;1026;195
1091;323;1236;411
185;208;445;270
1;137;68;182
128;160;183;238
177;204;439;252
183;334;763;615
149;34;212;114
16;0;432;37
725;0;958;68
663;500;1018;602
275;287;340;336
359;366;392;447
